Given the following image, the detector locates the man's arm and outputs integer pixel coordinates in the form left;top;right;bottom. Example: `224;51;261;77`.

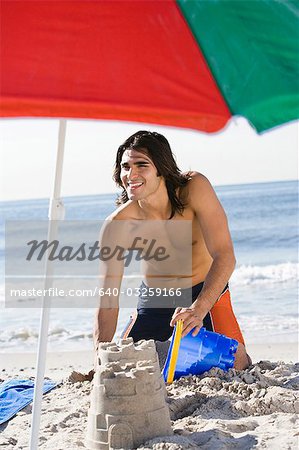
171;173;236;337
93;220;125;349
94;307;119;346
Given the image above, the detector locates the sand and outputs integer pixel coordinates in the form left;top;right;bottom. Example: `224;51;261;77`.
1;342;298;449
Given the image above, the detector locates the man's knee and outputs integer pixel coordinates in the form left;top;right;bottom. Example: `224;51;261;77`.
234;343;251;370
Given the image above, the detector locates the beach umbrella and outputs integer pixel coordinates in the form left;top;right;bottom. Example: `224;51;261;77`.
1;0;298;133
1;1;298;449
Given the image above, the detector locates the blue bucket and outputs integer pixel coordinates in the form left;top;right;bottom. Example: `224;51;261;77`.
163;326;238;382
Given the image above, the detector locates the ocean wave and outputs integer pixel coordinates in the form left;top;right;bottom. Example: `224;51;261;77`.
0;312;297;352
238;314;298;332
0;324;93;351
231;262;298;285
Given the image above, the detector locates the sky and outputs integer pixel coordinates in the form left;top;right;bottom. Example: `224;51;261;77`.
0;117;298;202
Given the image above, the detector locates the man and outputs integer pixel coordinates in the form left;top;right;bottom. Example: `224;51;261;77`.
94;130;250;370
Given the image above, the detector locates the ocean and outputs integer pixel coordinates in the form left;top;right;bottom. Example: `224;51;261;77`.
0;180;298;352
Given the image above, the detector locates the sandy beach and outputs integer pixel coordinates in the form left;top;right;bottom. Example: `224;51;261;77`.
1;341;298;449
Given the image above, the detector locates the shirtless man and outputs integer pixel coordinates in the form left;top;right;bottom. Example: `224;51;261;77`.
94;130;250;370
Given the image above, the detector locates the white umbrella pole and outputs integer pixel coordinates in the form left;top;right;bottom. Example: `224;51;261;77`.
29;119;67;450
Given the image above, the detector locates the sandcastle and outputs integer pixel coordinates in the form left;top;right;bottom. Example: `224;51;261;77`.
86;338;173;449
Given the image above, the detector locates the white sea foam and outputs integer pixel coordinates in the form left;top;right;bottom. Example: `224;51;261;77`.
238;314;298;333
0;323;94;352
0;310;297;352
231;262;298;285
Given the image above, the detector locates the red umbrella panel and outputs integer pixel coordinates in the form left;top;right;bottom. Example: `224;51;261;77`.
1;0;298;133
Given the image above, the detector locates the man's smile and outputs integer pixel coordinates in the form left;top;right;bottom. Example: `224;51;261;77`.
127;181;144;190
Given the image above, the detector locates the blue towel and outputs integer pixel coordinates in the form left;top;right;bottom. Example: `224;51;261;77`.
0;379;56;425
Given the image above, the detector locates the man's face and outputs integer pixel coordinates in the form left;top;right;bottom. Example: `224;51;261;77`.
120;148;162;201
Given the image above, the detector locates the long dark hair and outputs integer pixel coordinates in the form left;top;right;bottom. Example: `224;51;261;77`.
113;130;190;219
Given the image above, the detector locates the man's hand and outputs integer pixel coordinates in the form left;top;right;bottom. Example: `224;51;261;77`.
170;306;203;338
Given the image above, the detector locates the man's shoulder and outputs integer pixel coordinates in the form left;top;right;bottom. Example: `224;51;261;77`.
106;201;138;221
100;202;138;247
181;172;217;213
182;171;212;193
184;171;208;182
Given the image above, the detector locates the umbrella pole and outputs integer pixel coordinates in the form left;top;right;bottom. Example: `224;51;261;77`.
29;119;67;450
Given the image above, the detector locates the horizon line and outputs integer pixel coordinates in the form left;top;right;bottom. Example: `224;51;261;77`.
0;178;297;204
